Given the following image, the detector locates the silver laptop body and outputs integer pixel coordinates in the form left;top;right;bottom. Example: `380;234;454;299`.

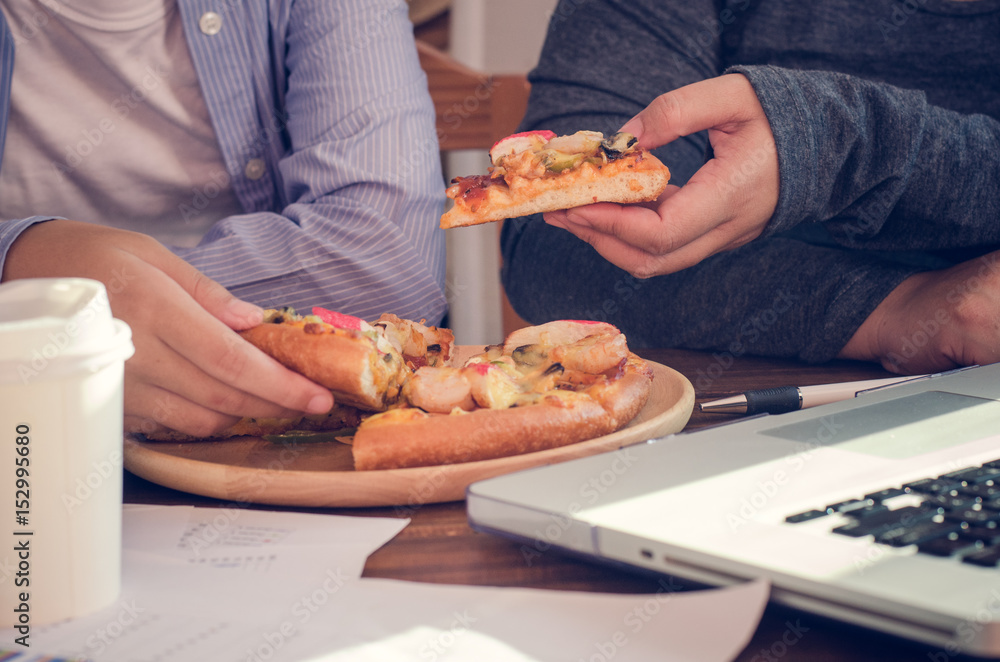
467;363;1000;656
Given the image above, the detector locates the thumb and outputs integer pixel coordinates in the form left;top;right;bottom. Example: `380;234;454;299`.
620;74;759;150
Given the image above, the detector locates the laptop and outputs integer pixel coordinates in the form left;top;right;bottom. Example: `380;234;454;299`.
466;362;1000;656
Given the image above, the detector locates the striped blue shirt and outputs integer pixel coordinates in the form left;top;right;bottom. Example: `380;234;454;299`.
0;0;448;324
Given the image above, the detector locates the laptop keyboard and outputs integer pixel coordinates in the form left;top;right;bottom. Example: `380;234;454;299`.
784;459;1000;567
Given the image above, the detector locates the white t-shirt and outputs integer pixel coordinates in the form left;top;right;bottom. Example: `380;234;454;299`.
0;0;244;247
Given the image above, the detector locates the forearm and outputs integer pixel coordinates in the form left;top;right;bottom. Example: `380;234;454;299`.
174;195;448;324
0;217;61;280
735;65;1000;250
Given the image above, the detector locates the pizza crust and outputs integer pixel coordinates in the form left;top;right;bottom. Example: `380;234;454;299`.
352;393;612;470
139;404;367;443
140;417;301;442
588;355;656;428
238;323;406;411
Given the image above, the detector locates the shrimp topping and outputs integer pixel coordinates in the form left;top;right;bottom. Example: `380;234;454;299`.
402;366;475;414
504;320;628;374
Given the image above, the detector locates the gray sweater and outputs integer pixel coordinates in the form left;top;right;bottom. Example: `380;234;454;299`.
500;0;1000;363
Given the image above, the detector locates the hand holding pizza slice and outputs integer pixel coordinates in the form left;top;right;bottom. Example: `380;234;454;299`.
141;308;451;441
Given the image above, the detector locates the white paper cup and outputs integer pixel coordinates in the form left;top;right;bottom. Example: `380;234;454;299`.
0;278;134;631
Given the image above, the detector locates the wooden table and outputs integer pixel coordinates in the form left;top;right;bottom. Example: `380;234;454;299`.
123;348;962;661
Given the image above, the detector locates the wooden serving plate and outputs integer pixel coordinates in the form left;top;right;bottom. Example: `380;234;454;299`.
123;359;694;508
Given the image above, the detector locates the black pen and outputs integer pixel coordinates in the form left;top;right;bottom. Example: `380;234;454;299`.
699;375;924;415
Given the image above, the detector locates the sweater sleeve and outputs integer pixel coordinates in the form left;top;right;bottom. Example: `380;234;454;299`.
731;65;1000;250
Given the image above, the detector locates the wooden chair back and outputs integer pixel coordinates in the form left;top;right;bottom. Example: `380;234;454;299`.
416;40;531;152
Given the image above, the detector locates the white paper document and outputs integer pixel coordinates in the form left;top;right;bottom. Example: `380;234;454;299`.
0;505;769;662
120;504;406;579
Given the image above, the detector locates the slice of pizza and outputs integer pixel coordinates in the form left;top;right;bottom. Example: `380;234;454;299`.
351;320;654;470
440;130;671;229
237;307;412;411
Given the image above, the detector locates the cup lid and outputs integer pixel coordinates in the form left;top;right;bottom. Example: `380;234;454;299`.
0;278;135;384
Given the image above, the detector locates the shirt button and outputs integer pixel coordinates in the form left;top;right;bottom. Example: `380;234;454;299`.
199;12;222;35
244;158;266;180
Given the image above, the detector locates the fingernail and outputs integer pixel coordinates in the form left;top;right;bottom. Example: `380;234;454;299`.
543;211;566;227
563;208;587;226
231;301;264;327
306;393;333;414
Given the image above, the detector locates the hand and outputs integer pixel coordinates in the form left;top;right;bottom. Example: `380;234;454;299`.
839;250;1000;374
2;220;334;436
543;74;779;278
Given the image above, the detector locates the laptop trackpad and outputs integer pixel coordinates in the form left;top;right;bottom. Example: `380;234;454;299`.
761;391;1000;459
